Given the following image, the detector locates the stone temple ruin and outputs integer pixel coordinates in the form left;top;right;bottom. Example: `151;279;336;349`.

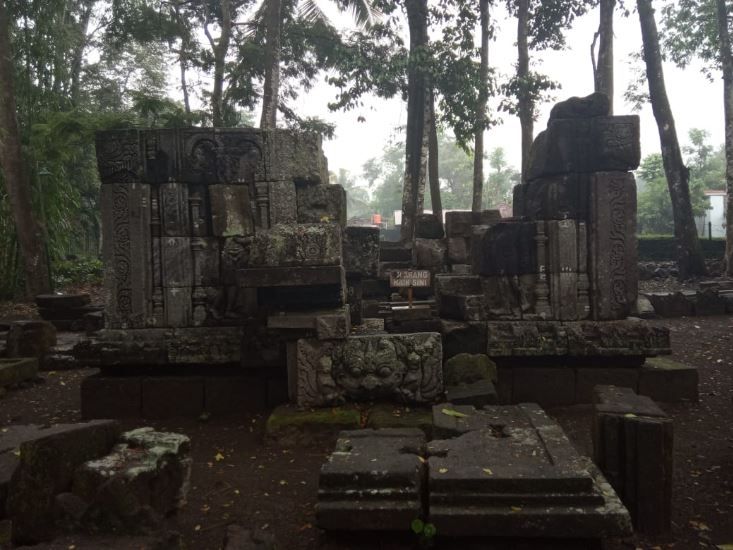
68;93;693;542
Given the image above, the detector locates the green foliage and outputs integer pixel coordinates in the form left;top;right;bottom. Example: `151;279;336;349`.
486;147;520;208
52;256;103;288
662;0;725;78
636;129;722;234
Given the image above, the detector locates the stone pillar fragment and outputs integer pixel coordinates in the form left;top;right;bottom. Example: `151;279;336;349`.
101;183;152;329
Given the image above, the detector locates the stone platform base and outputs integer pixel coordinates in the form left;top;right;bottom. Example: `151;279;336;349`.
496;357;698;407
81;368;287;419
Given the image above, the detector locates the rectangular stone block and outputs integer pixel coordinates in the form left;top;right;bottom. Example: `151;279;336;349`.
481;277;522;319
297;333;443;407
238;265;345;288
447;237;469;264
96;129;143;184
297;183;347;226
164;287;192;328
158;183;190;236
379;243;411;262
512;367;576;406
475;222;536;277
428;403;632;538
264;130;328;184
180;128;265;184
520;174;591;221
346;276;363;325
440;320;487;360
576;368;639;403
343;226;380;277
268;181;297;226
101;183;152;329
141;377;204;418
0;358;38;387
225;223;342;270
588;172;638;320
197;237;220;287
317;429;426;531
639;357;699;402
161;237;193;287
267;307;350;340
81;375;142;419
438;294;484;322
528;116;641;180
166;327;245;364
204;375;267;414
592;386;672;535
413;238;446;268
209;184;254;236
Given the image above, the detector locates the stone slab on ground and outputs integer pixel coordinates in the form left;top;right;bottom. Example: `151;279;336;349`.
365;404;433;436
265;405;361;446
72;428;191;533
575;367;639;403
0;358;38;388
5;420;120;544
592;385;673;535
316;428;426;531
6;321;57;358
427;403;632;539
639;357;699;402
35;294;91;310
445;380;498;408
296;333;443;408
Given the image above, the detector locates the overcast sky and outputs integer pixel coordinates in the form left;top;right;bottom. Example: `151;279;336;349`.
290;3;723;184
181;2;723;184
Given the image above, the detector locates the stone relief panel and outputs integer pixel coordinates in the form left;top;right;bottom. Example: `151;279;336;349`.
296;333;443;407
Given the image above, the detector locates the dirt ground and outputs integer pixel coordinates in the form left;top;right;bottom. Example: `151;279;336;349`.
0;315;732;549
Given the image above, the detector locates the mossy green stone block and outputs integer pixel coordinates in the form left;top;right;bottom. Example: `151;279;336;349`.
266;405;361;436
366;404;433;436
443;353;497;386
0;358;38;387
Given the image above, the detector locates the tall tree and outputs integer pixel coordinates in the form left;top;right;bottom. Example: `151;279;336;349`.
472;0;490;212
400;0;429;242
516;0;532;181
716;0;733;275
0;0;52;297
260;0;282;129
637;0;706;277
592;0;615;111
427;89;443;225
204;0;233;127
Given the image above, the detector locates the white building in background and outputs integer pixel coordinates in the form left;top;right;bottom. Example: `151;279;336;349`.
696;190;727;238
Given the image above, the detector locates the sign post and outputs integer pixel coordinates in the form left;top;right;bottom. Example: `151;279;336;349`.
389;270;431;309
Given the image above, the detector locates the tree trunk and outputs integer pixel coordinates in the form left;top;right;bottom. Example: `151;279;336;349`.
716;0;733;276
180;54;191;115
473;0;490;212
428;89;442;226
260;0;282;129
210;0;232;127
593;0;615;113
517;0;532;183
637;0;707;278
70;0;93;107
0;0;52;298
401;0;428;242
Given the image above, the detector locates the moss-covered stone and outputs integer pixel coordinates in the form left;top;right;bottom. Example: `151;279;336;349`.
265;405;361;446
365;404;433;437
443;353;497;386
0;358;38;387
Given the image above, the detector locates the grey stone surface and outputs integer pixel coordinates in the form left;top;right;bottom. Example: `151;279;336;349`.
443;353;497;386
5;420;120;544
316;428;426;531
267;308;351;340
6;321;57;358
643;292;695;318
101;183;152;329
415;213;444;238
209;184;255;236
297;183;347;226
576;368;639;403
0;358;38;388
528;116;641;179
447;237;470;264
73;428;191;533
446;380;498;408
413;238;446;269
296;333;443;407
639;357;699;402
224;525;276;550
592;385;673;535
267;181;297;226
428;403;632;538
343;226;380;277
223;223;342;270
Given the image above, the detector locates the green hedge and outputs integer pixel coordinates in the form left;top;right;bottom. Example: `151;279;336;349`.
637;236;725;261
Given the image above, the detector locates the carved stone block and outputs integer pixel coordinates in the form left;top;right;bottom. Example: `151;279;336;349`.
547;220;579;321
223;224;342;272
296;183;347;226
588;172;638;320
475;222;536;277
268;307;351;340
161;237;193;287
164;287;192;328
343;226;380;277
209;184;254;236
413;238;446;269
346;275;363;325
447;237;469;264
296;333;443;407
528;116;641;180
101;183;152;329
180;128;265;184
264;130;329;184
96;130;143;184
159;183;190;236
268;181;297;226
